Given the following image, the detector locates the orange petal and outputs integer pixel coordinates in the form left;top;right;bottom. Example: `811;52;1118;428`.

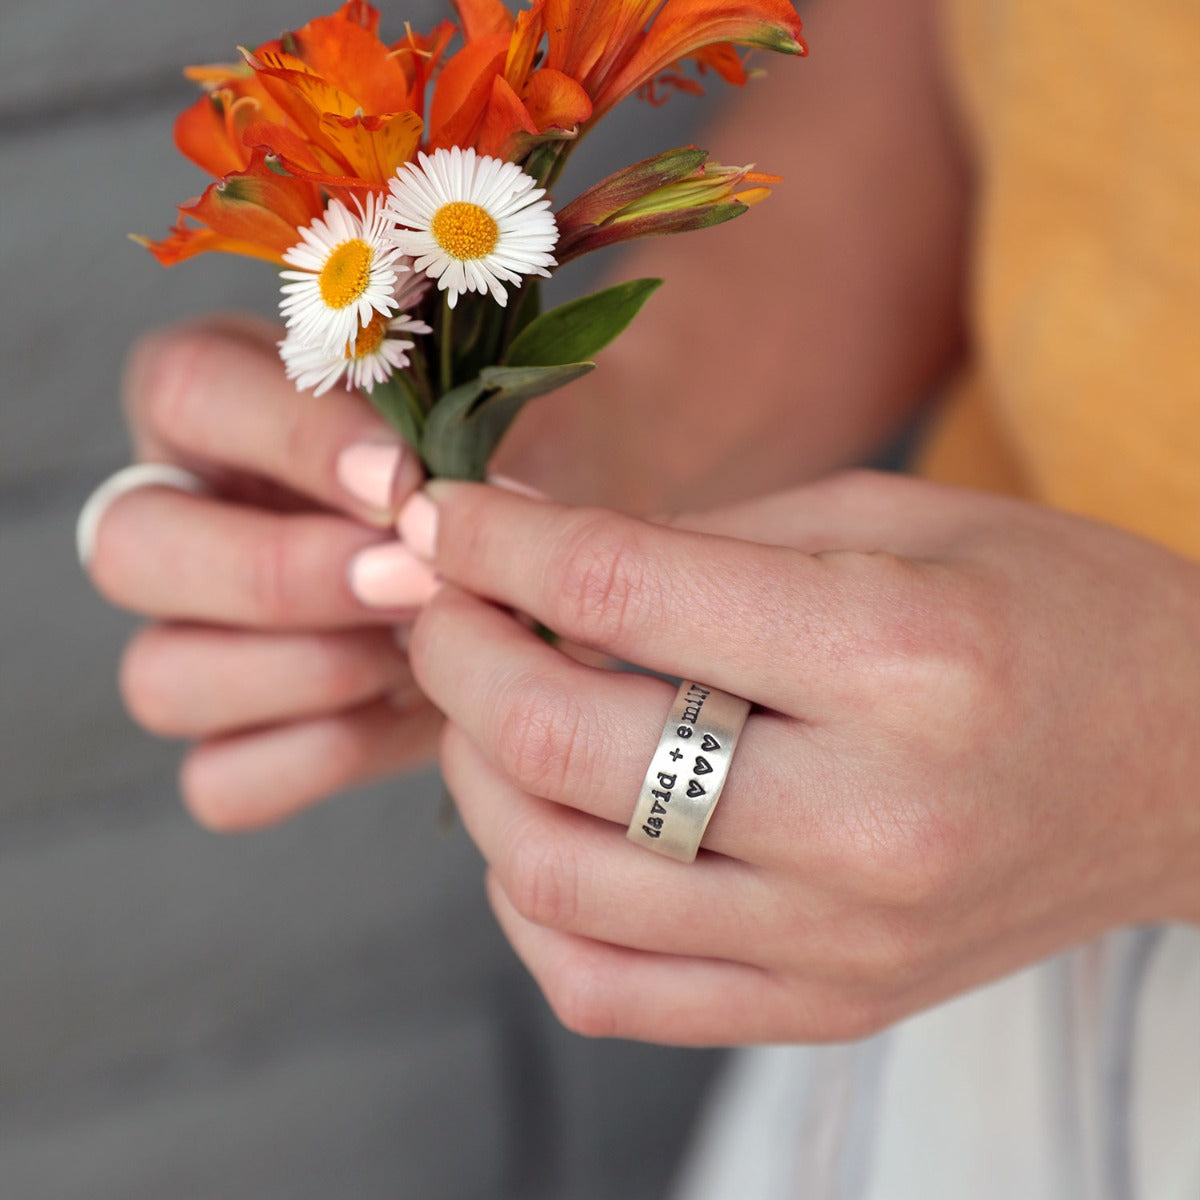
453;0;515;42
137;225;287;267
689;41;750;85
503;1;545;90
524;69;593;132
595;0;804;117
544;0;617;82
174;92;250;177
429;35;508;146
476;76;539;159
317;109;424;185
255;53;364;123
240;119;329;174
290;5;419;114
143;153;325;266
578;0;663;94
184;61;250;86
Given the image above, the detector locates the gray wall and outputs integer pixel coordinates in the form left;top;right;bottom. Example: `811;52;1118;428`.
0;2;722;1194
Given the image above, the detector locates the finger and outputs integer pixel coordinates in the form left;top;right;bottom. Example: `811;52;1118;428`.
182;697;443;831
121;625;414;738
88;485;436;627
487;875;843;1045
125;318;422;526
397;481;924;715
443;722;770;961
411;587;828;866
667;469;971;555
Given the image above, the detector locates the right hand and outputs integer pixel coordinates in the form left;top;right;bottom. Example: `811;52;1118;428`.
82;316;443;830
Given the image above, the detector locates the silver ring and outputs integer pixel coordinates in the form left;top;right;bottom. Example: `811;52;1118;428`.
76;463;209;568
627;680;751;863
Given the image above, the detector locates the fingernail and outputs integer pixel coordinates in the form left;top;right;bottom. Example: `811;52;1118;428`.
75;463;208;569
337;441;414;518
487;474;548;501
398;491;439;562
349;543;440;608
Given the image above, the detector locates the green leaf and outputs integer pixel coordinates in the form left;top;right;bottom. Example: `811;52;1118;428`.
421;362;595;481
505;278;662;368
366;373;424;452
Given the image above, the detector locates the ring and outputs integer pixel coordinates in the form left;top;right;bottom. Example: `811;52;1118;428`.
76;463;210;568
627;680;751;863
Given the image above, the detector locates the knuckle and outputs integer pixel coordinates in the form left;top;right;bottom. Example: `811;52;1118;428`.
826;559;1007;742
246;523;299;625
548;511;650;647
495;675;587;798
504;825;580;930
128;329;213;446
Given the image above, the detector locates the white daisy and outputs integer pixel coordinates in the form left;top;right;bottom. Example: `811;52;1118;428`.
385;147;559;309
279;306;432;397
279;193;409;353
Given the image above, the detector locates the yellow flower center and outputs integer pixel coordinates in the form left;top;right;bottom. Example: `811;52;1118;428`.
345;312;389;360
430;202;499;261
319;239;374;309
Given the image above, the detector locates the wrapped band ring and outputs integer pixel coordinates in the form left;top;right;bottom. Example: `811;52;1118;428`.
627;679;751;863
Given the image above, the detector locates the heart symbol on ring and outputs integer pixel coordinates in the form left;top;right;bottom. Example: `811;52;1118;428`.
701;734;721;752
687;779;706;798
694;756;713;776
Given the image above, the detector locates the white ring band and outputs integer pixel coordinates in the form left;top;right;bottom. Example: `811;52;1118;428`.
627;680;751;863
76;463;209;568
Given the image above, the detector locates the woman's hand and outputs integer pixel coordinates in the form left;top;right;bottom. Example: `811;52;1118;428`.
81;318;443;829
383;472;1200;1044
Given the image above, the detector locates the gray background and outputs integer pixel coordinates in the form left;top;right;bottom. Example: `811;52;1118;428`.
0;2;724;1194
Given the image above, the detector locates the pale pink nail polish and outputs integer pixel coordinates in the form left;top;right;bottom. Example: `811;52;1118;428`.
398;492;439;561
337;442;409;515
349;543;440;608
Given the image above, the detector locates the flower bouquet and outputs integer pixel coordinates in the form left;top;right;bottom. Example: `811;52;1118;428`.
140;0;805;481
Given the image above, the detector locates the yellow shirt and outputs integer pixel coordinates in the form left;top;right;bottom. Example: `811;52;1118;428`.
919;0;1200;561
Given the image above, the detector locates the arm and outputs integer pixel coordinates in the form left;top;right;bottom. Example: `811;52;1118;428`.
497;0;971;510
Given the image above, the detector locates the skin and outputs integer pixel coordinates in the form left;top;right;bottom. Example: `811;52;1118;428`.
83;0;1199;1042
403;478;1200;1043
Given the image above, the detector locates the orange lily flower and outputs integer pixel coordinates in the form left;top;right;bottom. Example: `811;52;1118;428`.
542;0;806;121
173;2;453;194
434;0;803;161
429;0;593;160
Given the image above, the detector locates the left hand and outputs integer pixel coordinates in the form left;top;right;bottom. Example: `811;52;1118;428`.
391;471;1200;1045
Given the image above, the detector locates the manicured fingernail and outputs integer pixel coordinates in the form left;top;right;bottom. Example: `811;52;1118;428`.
349;543;440;608
75;463;208;569
337;441;413;518
487;474;548;500
398;491;439;562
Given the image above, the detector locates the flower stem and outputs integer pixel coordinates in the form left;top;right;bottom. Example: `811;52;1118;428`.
439;295;454;397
